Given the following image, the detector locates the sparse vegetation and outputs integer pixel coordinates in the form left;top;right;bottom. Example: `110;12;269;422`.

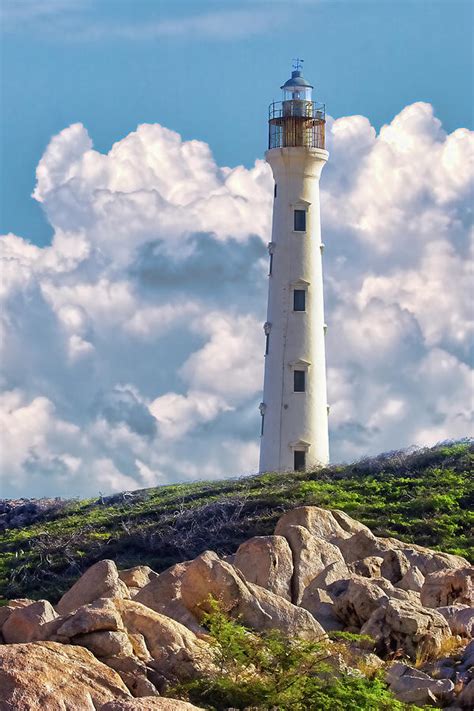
171;601;420;710
0;441;472;602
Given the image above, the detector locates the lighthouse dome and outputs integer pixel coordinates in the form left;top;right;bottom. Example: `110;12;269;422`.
281;70;313;90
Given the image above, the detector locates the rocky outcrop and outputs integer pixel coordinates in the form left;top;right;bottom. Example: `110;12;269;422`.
0;504;471;710
57;560;130;615
0;642;131;709
234;535;293;601
179;550;326;640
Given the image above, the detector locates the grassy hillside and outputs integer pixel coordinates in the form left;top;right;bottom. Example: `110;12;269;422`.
0;441;472;603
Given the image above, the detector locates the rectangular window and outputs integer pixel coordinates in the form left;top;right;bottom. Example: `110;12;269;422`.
294;450;306;471
294;209;306;232
269;253;273;276
293;289;306;311
260;414;265;436
265;333;269;355
294;370;305;392
274;183;277;198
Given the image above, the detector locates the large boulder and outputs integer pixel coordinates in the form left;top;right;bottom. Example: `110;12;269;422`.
332;577;389;629
0;598;35;628
361;598;451;660
274;506;366;542
55;598;124;639
134;562;207;637
57;560;130;615
100;699;205;710
180;550;325;640
280;525;345;604
0;642;131;710
113;598;212;683
420;567;473;608
2;600;60;643
233;535;293;601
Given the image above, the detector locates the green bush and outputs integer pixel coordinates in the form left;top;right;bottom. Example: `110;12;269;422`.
172;602;420;711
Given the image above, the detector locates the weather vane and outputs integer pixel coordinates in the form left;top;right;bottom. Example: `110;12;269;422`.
292;58;304;71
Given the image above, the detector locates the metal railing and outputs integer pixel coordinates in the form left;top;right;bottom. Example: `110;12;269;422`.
268;100;326;150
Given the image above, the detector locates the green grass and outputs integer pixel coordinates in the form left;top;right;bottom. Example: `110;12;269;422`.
0;441;472;603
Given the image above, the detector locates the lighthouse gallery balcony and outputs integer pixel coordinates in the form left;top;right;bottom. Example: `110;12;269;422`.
268;101;326;150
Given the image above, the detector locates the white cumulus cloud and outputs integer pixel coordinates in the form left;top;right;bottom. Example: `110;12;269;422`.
0;103;472;496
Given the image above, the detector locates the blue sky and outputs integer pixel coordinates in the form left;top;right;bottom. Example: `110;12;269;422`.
0;0;473;497
2;0;472;245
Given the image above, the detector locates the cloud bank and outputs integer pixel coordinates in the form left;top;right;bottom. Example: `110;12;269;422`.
1;103;472;497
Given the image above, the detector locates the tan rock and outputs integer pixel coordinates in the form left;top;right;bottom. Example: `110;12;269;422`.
102;656;159;697
307;560;350;590
337;530;392;564
380;550;410;584
420;567;473;607
275;506;358;542
56;598;124;638
350;556;384;578
0;598;35;628
397;566;425;593
128;632;153;661
135;562;207;638
0;641;130;710
333;577;389;628
57;560;130;615
361;599;451;660
385;541;469;576
114;598;212;682
299;586;344;632
100;699;205;710
180;550;325;640
234;535;293;601
282;525;345;603
118;566;158;590
437;605;474;637
73;630;134;658
2;599;60;643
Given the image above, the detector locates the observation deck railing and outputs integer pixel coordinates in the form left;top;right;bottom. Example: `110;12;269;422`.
268;100;326;150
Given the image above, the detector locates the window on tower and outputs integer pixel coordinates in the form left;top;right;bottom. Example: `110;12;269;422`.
293;289;306;311
269;253;273;275
274;183;277;198
294;209;306;232
265;333;269;355
294;370;305;392
294;450;306;471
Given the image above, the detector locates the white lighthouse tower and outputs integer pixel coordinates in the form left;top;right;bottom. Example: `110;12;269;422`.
259;62;329;473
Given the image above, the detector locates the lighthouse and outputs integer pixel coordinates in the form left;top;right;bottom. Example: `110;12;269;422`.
259;62;329;473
